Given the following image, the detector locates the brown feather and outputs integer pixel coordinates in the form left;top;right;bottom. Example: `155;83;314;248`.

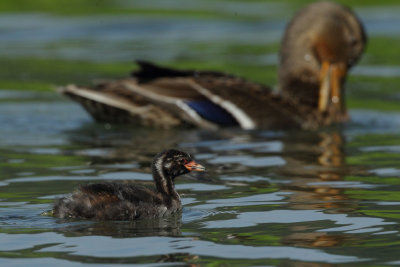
59;2;366;130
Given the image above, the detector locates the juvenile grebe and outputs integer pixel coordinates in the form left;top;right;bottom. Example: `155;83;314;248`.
53;149;205;220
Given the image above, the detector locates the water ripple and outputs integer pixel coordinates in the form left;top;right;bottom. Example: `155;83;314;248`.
194;192;290;210
210;155;286;167
203;209;395;233
0;233;363;263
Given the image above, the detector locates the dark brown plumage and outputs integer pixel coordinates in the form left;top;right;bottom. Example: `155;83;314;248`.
279;1;366;123
59;1;366;130
53;149;205;220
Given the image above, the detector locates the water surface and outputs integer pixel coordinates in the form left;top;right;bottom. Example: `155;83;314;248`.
1;1;400;266
1;91;400;266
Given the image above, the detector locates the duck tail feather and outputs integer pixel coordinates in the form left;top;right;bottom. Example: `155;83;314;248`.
132;60;194;82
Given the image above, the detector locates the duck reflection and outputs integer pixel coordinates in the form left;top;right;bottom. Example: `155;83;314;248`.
67;124;221;159
157;253;199;266
318;132;345;167
278;130;357;210
282;231;348;249
277;130;364;248
65;123;228;181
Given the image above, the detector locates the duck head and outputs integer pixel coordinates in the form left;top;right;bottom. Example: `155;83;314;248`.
279;1;366;121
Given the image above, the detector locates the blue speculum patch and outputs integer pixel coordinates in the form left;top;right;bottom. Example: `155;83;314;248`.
186;100;239;126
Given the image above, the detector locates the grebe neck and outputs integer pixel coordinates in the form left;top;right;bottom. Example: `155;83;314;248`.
152;155;179;199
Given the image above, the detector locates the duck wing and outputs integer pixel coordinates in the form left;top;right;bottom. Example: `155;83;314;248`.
59;80;183;128
60;61;318;129
187;73;315;129
60;64;219;129
132;61;319;129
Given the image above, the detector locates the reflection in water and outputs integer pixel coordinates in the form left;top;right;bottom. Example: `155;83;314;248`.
0;0;399;264
57;215;182;238
279;131;357;248
1;98;400;265
318;132;345;167
282;232;347;248
156;253;199;266
63;125;361;251
281;131;354;209
64;125;378;252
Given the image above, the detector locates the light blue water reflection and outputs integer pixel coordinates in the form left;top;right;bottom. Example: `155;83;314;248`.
0;92;400;266
1;2;400;266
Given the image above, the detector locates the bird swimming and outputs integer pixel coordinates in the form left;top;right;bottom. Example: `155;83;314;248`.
60;1;366;130
52;149;205;220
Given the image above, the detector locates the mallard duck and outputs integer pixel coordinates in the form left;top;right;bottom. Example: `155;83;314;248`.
53;149;205;220
60;1;366;130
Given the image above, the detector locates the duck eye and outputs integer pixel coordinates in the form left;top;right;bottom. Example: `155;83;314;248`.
181;158;188;164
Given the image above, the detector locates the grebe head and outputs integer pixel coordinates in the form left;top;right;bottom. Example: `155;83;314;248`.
152;149;205;195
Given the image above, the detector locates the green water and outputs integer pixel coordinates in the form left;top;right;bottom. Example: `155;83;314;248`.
1;0;400;266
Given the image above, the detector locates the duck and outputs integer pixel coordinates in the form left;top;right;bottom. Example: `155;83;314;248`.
52;149;205;220
59;1;366;130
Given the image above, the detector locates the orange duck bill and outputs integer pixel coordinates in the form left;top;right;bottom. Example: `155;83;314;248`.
184;161;205;172
318;61;347;112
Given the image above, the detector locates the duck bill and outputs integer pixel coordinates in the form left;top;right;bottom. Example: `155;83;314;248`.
318;62;346;112
185;161;205;172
